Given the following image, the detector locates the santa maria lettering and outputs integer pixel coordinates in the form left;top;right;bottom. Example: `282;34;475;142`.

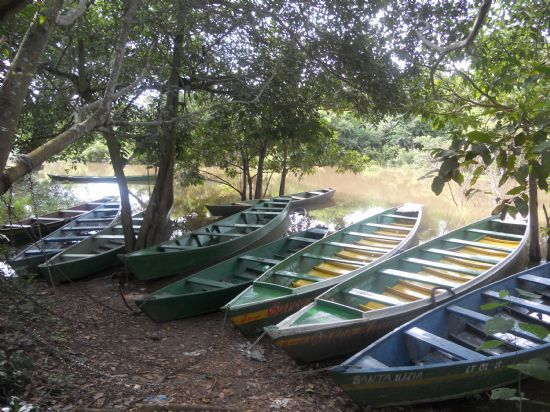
352;372;423;385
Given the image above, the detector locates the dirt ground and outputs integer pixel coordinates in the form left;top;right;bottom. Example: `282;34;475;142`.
2;265;548;412
0;266;363;411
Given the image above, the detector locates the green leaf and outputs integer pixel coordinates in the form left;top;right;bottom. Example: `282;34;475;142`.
509;358;550;381
534;65;550;76
470;166;484;186
499;289;510;298
518;323;549;340
431;176;445;195
451;169;464;184
513;197;529;217
476;339;504;351
498;173;509;187
467;131;493;143
514;165;529;185
506;186;525;196
480;301;509;311
439;157;459;177
496;150;507;168
483;316;514;334
515;288;541;299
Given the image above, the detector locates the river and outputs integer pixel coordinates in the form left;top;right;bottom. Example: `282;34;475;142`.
40;162;549;250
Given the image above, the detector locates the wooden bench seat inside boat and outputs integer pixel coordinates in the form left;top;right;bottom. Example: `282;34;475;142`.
405;327;486;361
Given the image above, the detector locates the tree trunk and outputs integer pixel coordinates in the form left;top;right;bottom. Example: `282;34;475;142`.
0;0;63;173
104;128;135;251
279;139;288;196
241;148;248;201
279;168;288;196
254;140;268;199
135;0;184;249
528;173;541;263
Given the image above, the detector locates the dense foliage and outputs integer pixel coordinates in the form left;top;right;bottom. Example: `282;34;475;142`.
0;0;547;254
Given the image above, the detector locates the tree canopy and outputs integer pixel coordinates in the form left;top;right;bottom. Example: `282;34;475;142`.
0;0;547;257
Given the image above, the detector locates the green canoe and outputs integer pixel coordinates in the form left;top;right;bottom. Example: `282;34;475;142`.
329;262;550;408
223;204;423;336
136;226;328;322
38;212;144;284
122;199;291;281
265;215;529;363
7;198;120;273
205;188;335;217
48;174;156;184
0;197;115;243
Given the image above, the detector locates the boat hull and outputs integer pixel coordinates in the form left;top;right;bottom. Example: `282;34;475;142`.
48;174;155;183
123;202;290;280
330;350;544;407
328;262;550;407
0;198;114;243
139;284;249;322
206;188;335;217
8;198;120;273
206;200;261;217
268;247;527;362
267;216;529;362
225;205;423;336
227;289;322;336
136;228;327;322
38;212;144;284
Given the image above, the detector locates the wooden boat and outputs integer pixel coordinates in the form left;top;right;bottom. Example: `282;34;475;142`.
136;226;328;322
265;215;529;363
205;188;335;216
329;262;550;408
122;199;291;281
223;204;422;336
7;198;120;273
0;197;115;243
38;212;145;284
48;174;155;184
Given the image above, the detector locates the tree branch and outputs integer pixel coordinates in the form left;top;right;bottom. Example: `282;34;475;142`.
56;0;87;26
415;0;493;55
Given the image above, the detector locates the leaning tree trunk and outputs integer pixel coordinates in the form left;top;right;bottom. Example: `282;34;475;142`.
254;140;268;199
0;0;63;174
104;128;135;251
528;173;541;263
135;0;184;248
0;0;140;195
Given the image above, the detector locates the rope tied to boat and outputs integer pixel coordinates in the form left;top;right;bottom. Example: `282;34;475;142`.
430;285;455;307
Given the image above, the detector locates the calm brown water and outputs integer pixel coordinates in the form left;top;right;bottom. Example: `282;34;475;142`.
40;162;549;249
